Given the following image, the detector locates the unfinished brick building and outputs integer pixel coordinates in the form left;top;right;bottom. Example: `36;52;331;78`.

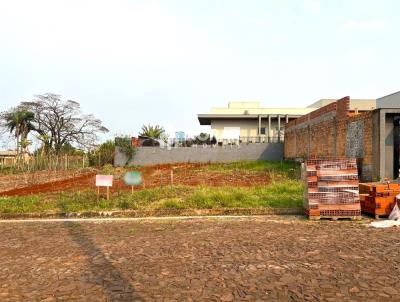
284;96;400;182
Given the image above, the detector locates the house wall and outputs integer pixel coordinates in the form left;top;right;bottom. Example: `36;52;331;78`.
115;143;284;166
284;97;377;181
210;119;282;140
0;157;16;166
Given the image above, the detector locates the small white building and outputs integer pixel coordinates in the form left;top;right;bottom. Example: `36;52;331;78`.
0;150;18;166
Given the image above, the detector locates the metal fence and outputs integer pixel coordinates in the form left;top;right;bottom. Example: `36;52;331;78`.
239;136;283;143
137;136;284;148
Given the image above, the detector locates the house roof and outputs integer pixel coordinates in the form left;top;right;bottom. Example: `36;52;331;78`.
377;91;400;109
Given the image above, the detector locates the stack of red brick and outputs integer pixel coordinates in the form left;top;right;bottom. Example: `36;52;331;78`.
359;183;400;219
303;158;362;220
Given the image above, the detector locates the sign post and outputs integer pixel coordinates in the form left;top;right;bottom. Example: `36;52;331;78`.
96;175;113;201
123;171;142;194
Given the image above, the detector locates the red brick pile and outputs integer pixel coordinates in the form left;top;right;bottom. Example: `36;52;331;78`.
302;158;362;220
359;183;400;219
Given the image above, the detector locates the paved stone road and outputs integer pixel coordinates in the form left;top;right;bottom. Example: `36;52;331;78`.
0;216;399;301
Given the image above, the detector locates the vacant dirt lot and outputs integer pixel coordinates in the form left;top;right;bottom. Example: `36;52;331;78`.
0;163;270;196
0;168;97;194
0;216;399;301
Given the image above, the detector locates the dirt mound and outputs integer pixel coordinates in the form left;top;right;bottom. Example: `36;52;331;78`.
0;171;98;196
0;168;97;193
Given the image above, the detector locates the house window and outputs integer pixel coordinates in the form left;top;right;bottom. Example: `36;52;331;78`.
259;127;266;135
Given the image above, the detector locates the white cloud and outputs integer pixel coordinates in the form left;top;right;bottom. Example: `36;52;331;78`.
343;19;387;32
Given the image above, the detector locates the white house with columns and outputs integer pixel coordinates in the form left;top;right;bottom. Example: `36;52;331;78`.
197;99;376;144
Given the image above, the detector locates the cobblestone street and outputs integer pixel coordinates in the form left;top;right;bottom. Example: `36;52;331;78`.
0;216;399;301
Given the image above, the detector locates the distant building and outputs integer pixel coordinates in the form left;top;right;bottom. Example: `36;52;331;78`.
128;136;160;147
197;99;376;143
198;101;314;143
0;150;18;166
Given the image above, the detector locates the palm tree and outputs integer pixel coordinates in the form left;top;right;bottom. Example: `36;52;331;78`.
4;110;35;155
139;124;165;139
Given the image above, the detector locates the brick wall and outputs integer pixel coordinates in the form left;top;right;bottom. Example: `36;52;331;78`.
284;97;375;181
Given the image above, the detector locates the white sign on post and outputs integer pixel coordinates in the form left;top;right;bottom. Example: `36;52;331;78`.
95;175;113;201
96;175;113;187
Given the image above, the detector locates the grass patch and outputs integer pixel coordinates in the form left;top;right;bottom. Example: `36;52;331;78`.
0;183;303;214
0;195;56;213
201;160;300;180
187;181;302;209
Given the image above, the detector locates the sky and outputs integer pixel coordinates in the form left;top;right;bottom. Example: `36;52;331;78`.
1;0;400;147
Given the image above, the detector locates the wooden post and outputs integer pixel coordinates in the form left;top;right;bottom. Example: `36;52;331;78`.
170;170;174;186
160;174;163;188
97;187;100;202
131;185;134;195
106;186;110;200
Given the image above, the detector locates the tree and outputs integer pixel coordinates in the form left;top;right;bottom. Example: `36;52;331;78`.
139;124;165;139
33;142;84;156
115;136;137;166
21;93;108;154
2;109;35;155
88;140;116;166
194;133;210;145
58;142;85;156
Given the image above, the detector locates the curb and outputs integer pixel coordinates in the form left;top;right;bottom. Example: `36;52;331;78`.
0;208;304;220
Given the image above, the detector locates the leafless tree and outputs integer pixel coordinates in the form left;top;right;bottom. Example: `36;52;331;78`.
21;93;108;154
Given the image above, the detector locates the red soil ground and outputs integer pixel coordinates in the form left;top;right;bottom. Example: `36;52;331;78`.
0;163;271;196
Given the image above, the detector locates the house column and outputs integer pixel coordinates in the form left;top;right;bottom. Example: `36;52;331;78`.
278;115;281;142
268;115;272;143
258;115;261;142
379;110;386;180
284;115;289;143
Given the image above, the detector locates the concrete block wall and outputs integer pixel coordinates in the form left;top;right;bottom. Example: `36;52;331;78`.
115;143;284;167
284;97;376;181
